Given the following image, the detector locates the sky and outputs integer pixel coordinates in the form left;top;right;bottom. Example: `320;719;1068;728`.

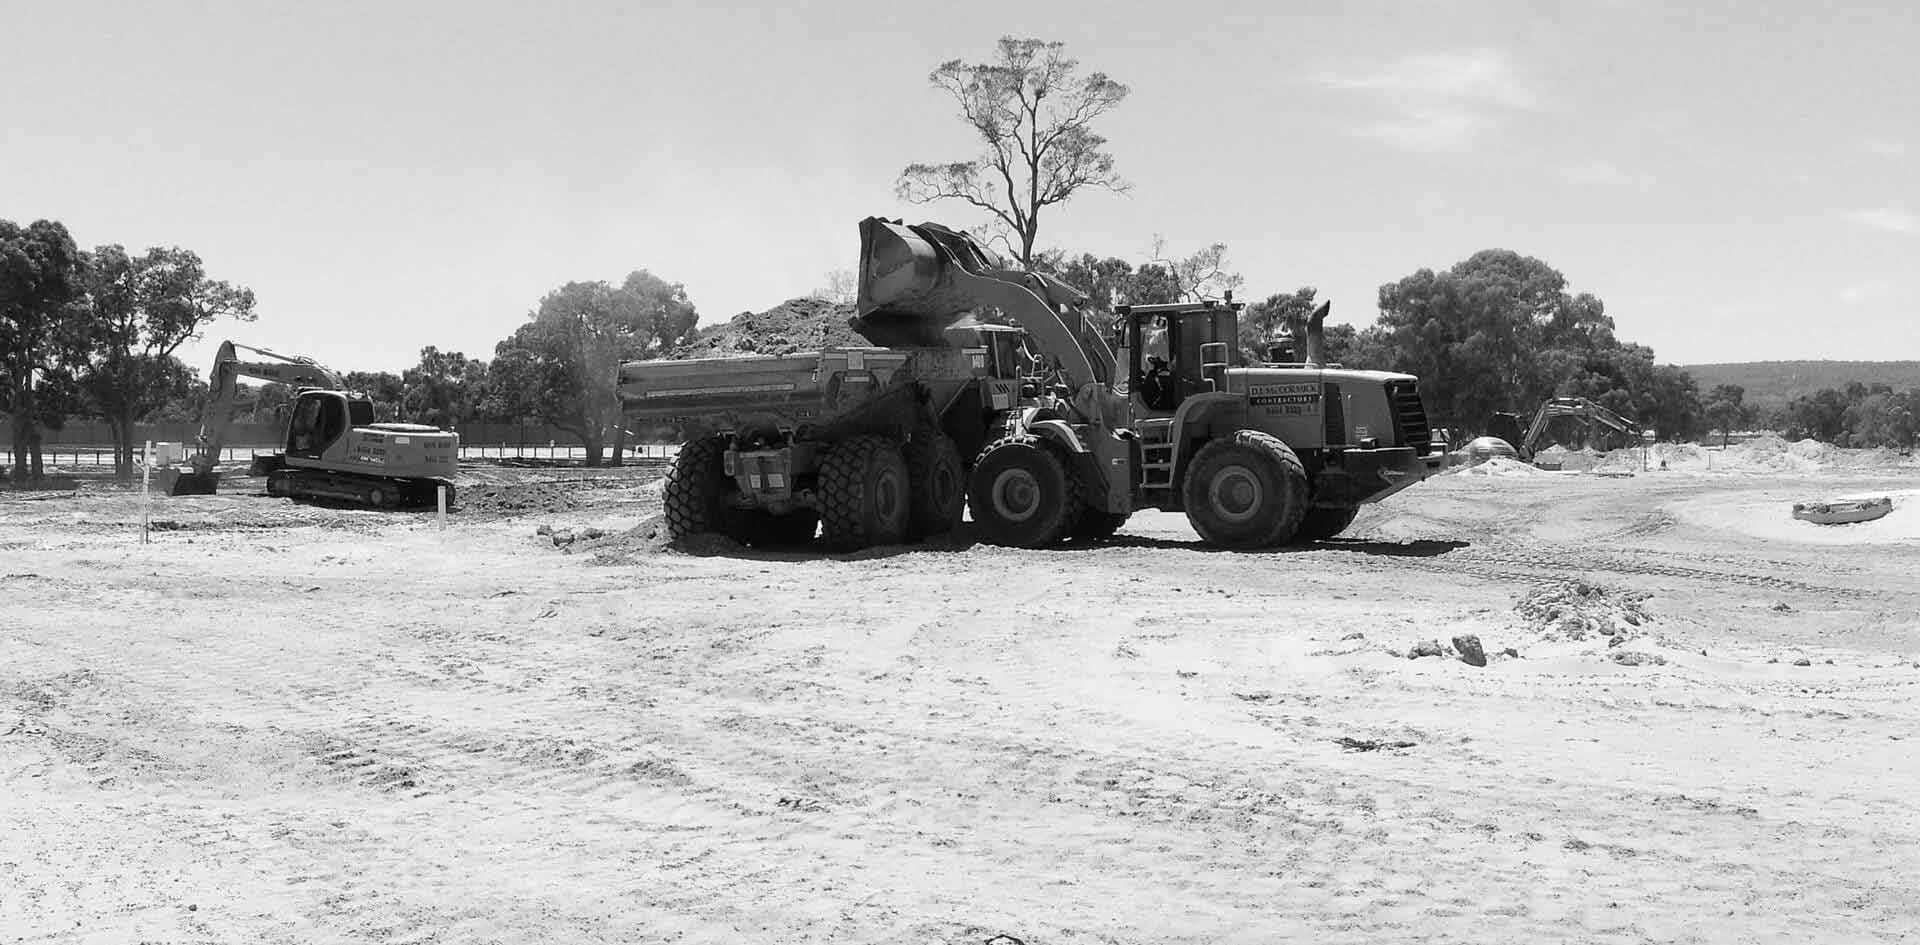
5;0;1916;375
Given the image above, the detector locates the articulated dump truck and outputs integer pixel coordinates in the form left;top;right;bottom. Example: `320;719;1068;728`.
616;216;1445;551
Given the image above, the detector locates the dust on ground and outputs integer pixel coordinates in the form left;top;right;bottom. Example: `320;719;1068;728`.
3;460;1919;943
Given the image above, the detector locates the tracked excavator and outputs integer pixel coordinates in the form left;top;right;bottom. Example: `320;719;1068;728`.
1486;397;1642;465
159;341;459;509
617;216;1443;550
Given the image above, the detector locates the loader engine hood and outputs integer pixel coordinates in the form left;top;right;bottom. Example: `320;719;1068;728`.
1229;365;1433;451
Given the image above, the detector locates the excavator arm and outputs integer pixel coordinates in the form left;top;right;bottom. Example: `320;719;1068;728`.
166;341;342;494
1520;397;1642;457
852;218;1117;391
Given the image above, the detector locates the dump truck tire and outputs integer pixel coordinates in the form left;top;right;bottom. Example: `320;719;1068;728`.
1182;431;1308;549
819;435;911;550
1292;506;1360;543
968;435;1076;549
664;436;748;541
904;432;965;538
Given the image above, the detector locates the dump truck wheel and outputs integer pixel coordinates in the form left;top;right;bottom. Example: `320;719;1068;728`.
1292;506;1360;543
819;435;911;550
968;435;1075;548
1182;431;1308;549
904;432;965;538
664;436;745;541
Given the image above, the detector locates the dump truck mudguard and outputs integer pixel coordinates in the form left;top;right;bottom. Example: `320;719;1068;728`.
1309;447;1442;506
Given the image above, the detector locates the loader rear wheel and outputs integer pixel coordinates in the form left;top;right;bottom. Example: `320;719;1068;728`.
1292;506;1360;544
1182;431;1308;549
968;435;1076;549
664;436;752;542
366;485;395;510
904;432;965;539
819;435;911;550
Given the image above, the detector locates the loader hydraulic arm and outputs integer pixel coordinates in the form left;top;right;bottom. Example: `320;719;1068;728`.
853;218;1117;392
185;341;342;476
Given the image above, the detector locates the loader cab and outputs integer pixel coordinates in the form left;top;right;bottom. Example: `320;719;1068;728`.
1116;300;1244;414
286;390;372;458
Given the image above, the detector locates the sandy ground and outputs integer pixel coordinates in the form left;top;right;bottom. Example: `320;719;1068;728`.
3;460;1919;944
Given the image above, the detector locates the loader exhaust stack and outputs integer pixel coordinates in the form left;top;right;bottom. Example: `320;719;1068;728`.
1288;300;1331;367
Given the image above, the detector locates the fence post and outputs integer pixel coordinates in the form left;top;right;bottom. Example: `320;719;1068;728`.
140;440;152;544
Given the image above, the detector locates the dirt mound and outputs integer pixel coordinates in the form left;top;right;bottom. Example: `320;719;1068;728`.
1514;581;1652;643
580;513;744;562
459;481;582;516
675;297;869;359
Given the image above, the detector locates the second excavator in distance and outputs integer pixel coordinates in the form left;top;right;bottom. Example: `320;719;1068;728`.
160;341;460;509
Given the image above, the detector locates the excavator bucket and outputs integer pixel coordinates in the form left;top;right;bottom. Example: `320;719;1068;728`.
853;217;1006;347
154;468;220;496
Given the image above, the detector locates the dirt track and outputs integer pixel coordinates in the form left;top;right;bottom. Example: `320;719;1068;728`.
4;462;1919;944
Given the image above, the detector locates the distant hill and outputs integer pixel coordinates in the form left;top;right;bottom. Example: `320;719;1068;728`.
1679;361;1920;409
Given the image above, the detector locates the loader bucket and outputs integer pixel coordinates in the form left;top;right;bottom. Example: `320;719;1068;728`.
853;217;1005;348
156;468;220;496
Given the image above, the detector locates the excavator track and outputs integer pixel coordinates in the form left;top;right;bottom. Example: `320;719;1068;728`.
266;468;455;511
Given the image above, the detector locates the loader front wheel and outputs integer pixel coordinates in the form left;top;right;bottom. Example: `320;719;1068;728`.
1183;431;1308;549
1291;505;1360;544
819;435;911;550
904;431;965;539
968;435;1076;549
663;436;749;542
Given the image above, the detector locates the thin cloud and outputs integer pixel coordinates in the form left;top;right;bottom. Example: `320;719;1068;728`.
1857;136;1907;158
1307;48;1545;150
1839;280;1894;304
1845;208;1919;235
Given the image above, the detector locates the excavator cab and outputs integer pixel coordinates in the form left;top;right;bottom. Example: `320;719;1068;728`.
286;391;371;458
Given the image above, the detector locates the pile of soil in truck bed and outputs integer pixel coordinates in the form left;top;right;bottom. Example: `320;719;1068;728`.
674;297;868;358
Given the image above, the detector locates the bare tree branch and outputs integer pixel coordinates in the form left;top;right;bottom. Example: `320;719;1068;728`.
894;37;1130;268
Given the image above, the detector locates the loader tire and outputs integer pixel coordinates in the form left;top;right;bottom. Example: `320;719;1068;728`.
1182;431;1308;549
819;435;911;550
663;436;752;543
1292;505;1360;544
904;431;965;539
968;435;1076;549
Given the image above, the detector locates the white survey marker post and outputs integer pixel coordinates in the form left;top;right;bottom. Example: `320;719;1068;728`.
140;440;153;544
437;484;447;528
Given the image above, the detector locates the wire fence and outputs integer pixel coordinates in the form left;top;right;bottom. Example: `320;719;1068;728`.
15;442;679;469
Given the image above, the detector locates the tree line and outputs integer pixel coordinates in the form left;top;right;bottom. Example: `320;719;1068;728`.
3;217;702;480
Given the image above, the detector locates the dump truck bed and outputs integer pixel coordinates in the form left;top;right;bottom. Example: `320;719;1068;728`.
618;346;992;440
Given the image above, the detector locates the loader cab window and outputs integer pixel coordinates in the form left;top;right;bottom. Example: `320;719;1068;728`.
347;399;374;427
1136;315;1177;412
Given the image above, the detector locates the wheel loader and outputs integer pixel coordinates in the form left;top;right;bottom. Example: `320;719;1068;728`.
617;216;1444;551
159;341;460;509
